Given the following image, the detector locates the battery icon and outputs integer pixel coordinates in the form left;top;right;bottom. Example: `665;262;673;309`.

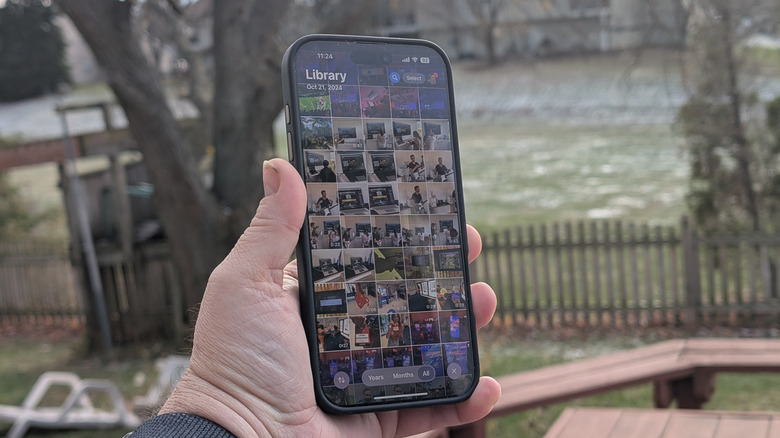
420;57;430;64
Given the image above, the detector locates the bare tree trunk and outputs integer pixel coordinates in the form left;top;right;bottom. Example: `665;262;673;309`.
57;0;379;346
485;23;498;66
719;6;760;231
56;0;227;323
211;0;290;241
210;0;372;241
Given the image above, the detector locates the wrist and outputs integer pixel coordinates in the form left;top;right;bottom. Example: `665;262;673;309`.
160;370;272;438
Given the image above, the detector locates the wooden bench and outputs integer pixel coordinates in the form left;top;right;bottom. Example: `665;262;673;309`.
443;338;780;438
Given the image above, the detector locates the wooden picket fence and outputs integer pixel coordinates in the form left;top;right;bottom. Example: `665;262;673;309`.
0;240;85;323
0;237;183;343
470;218;780;328
5;218;780;330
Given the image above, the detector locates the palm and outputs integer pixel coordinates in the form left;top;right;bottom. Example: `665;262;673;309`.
190;264;395;436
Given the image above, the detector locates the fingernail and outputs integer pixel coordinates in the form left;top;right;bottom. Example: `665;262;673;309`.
263;160;280;196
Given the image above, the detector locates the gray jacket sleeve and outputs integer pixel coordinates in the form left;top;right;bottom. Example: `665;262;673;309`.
125;413;237;438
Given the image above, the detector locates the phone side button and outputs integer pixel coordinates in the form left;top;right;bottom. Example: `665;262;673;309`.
287;131;294;162
285;104;291;125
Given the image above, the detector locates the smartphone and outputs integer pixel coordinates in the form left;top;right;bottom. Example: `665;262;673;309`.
282;34;478;414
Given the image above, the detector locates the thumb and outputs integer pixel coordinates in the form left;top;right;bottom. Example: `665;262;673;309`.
226;158;306;278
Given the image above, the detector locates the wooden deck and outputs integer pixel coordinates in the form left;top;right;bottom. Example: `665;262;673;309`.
545;408;780;438
492;338;780;416
447;338;780;438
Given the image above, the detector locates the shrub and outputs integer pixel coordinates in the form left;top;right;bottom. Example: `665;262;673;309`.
0;0;71;102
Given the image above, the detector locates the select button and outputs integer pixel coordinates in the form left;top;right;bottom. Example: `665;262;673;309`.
403;72;426;84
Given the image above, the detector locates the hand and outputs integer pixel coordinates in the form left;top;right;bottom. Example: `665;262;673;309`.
160;158;501;437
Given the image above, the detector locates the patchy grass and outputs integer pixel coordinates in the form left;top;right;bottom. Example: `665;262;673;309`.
744;45;780;75
459;120;688;231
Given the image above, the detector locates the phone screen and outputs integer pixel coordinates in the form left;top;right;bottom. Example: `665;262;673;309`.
284;35;477;412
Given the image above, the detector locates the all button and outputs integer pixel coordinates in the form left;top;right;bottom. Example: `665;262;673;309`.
417;365;436;381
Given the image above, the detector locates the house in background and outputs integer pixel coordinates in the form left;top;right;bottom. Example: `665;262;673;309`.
56;0;780;83
57;0;691;86
56;15;102;84
373;0;689;61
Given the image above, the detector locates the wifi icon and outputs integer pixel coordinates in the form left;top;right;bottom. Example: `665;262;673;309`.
412;57;419;63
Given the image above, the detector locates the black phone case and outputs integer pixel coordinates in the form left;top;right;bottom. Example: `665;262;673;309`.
281;34;479;414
